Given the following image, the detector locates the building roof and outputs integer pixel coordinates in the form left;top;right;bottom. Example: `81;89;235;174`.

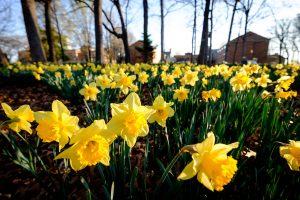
229;31;270;44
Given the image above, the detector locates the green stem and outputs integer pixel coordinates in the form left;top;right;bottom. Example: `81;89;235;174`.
154;144;195;194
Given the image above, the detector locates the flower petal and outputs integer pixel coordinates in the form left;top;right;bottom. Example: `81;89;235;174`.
124;92;141;110
197;171;214;191
52;100;70;116
196;132;215;155
177;160;198;180
1;103;15;119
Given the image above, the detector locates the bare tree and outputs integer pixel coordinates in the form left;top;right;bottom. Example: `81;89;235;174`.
103;0;131;63
44;0;56;62
21;0;46;62
273;19;291;64
239;0;267;58
197;0;211;64
0;0;12;64
52;1;66;62
94;0;104;64
224;0;239;62
160;0;164;62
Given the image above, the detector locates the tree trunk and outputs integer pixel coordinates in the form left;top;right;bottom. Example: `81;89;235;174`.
232;34;240;64
208;0;214;66
114;0;131;63
21;0;46;62
143;0;149;63
45;0;56;62
197;0;210;65
94;0;104;64
160;0;164;62
242;10;249;59
224;0;238;62
53;1;65;62
0;48;8;65
191;0;197;63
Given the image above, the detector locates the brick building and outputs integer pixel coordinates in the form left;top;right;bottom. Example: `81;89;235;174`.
215;32;270;64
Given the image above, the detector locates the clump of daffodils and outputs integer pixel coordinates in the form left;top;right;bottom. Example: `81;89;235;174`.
201;88;221;102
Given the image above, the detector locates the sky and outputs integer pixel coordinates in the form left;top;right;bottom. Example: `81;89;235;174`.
131;0;300;56
1;0;300;61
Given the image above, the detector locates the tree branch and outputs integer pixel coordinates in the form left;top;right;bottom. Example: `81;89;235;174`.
74;0;93;12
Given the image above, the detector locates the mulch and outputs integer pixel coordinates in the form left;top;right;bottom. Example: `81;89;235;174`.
0;78;89;199
0;78;155;199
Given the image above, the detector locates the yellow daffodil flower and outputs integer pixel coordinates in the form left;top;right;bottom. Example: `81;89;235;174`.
1;103;34;134
96;75;112;90
180;70;199;86
254;74;272;88
148;95;174;127
178;132;238;191
229;71;252;92
280;140;300;171
173;86;189;102
162;74;175;86
138;71;149;84
107;92;155;147
34;100;79;150
55;120;112;171
114;73;136;94
79;82;100;101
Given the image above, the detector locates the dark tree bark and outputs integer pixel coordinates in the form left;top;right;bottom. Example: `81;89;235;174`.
224;0;239;62
242;8;249;58
208;0;214;66
191;0;197;62
103;0;131;63
94;0;104;64
45;0;56;62
160;0;164;62
0;48;8;65
52;1;65;62
21;0;46;62
197;0;210;64
143;0;149;63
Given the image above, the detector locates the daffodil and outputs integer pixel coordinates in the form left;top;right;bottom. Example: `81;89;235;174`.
96;75;112;90
173;86;189;102
79;82;100;101
107;92;155;147
34;100;79;150
229;71;252;92
280;140;300;171
55;120;112;171
138;71;149;84
178;132;238;191
114;73;136;94
1;103;34;134
275;76;294;91
148;95;174;127
261;90;272;99
180;70;199;86
254;74;272;88
162;74;175;86
209;88;221;101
